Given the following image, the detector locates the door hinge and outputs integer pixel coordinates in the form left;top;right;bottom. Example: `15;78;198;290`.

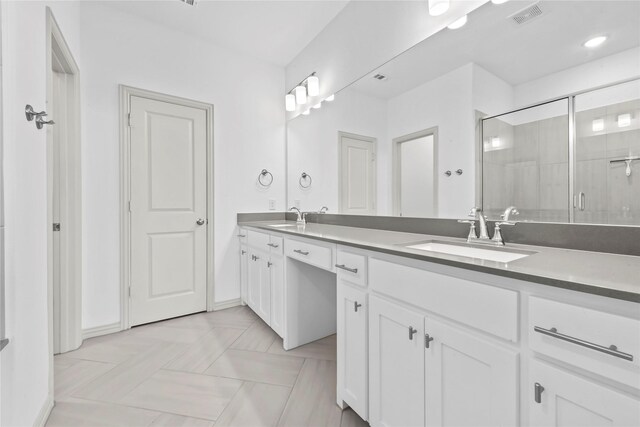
127;113;132;127
53;223;61;232
128;201;132;212
128;286;131;298
371;152;376;161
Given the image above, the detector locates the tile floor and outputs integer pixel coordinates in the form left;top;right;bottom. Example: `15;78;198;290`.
47;306;368;427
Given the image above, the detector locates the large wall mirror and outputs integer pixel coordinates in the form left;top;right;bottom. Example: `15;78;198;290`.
286;0;640;225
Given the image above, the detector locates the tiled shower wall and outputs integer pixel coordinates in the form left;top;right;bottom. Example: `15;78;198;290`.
483;99;640;225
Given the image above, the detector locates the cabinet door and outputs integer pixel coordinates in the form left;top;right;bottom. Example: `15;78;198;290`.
269;255;284;337
529;360;640;427
369;296;424;427
424;318;519;427
257;255;271;324
337;282;368;420
247;250;261;312
239;244;248;305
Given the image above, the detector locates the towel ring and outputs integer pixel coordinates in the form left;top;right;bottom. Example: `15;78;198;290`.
299;172;312;189
258;169;273;187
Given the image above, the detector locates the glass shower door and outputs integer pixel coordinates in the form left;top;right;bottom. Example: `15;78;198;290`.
574;80;640;225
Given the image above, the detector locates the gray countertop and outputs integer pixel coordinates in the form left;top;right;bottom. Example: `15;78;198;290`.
238;220;640;303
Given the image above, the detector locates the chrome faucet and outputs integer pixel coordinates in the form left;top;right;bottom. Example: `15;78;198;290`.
289;207;305;225
501;206;519;221
491;206;519;245
318;206;329;214
458;206;518;246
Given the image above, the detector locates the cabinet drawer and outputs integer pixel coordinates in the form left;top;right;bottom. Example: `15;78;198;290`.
529;297;640;389
285;237;335;271
336;247;367;287
237;227;248;243
369;258;518;342
248;230;270;249
268;235;283;256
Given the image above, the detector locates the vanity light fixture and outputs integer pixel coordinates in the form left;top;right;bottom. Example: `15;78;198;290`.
491;0;510;4
584;36;607;48
295;85;307;105
592;118;604;132
285;94;296;112
325;94;335;102
307;75;320;97
618;113;631;128
428;0;449;16
447;15;467;29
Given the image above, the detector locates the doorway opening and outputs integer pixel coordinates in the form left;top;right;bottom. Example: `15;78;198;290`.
393;128;438;217
46;9;82;355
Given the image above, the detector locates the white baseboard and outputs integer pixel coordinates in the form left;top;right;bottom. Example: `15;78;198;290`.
212;298;242;311
82;322;122;340
34;394;54;427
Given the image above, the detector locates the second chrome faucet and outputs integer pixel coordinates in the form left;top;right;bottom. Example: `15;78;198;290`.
458;206;519;246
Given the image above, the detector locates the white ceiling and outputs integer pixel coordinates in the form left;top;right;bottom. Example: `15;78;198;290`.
100;0;350;67
352;0;640;99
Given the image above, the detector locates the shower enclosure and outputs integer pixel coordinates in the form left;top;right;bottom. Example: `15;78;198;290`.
482;79;640;225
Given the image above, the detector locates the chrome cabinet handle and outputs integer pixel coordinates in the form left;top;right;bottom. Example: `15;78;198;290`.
251;255;260;261
534;326;633;361
267;262;273;268
241;250;246;255
534;382;545;404
196;218;205;225
409;326;418;340
267;243;279;248
335;264;358;274
354;301;362;312
293;249;309;256
425;334;434;348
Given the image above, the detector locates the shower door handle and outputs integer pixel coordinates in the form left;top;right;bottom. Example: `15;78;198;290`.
579;192;585;211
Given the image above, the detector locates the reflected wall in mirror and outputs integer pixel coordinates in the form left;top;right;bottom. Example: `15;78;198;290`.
286;0;640;223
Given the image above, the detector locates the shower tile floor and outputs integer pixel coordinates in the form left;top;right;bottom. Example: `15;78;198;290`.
47;306;367;427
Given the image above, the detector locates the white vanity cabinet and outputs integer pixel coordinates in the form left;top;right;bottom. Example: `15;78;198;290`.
337;276;368;420
238;228;248;305
529;360;640;426
245;230;285;337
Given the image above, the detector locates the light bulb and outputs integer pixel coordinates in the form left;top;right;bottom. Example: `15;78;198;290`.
313;102;322;109
307;75;319;97
584;36;607;48
618;113;631;128
428;0;449;16
592;119;604;132
325;94;335;102
285;94;295;112
447;15;467;30
295;85;307;105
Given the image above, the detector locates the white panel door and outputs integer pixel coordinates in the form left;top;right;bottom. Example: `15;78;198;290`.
270;255;284;337
529;360;640;427
425;318;519;427
369;296;424;427
337;281;368;420
339;134;376;215
130;96;208;326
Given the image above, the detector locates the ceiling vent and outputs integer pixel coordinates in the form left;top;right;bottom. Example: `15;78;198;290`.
510;2;543;25
179;0;197;6
373;73;388;81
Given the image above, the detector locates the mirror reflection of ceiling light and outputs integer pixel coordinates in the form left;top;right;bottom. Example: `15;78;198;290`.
285;94;295;112
447;15;467;30
592;118;604;132
584;36;607;48
325;94;335;102
313;102;322;109
491;0;510;4
618;113;631;127
490;137;501;148
428;0;449;16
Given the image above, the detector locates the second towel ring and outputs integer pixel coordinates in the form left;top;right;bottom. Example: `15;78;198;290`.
258;169;273;187
299;172;312;189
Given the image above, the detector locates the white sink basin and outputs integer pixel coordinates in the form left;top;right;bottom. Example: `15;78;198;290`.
404;241;534;263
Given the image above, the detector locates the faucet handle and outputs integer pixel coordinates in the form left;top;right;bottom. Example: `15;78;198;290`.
458;219;475;224
495;221;516;227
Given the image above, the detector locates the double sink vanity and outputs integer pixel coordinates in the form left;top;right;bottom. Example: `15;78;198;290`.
237;214;640;427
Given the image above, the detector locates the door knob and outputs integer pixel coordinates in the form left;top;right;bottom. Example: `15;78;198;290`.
196;218;205;225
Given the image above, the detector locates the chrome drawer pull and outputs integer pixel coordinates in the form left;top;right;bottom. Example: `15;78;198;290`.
534;382;544;404
409;326;418;340
293;249;309;256
267;243;279;248
335;264;358;274
534;326;633;361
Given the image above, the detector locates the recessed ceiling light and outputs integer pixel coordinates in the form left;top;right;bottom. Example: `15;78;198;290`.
491;0;510;4
584;36;607;48
447;15;467;30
